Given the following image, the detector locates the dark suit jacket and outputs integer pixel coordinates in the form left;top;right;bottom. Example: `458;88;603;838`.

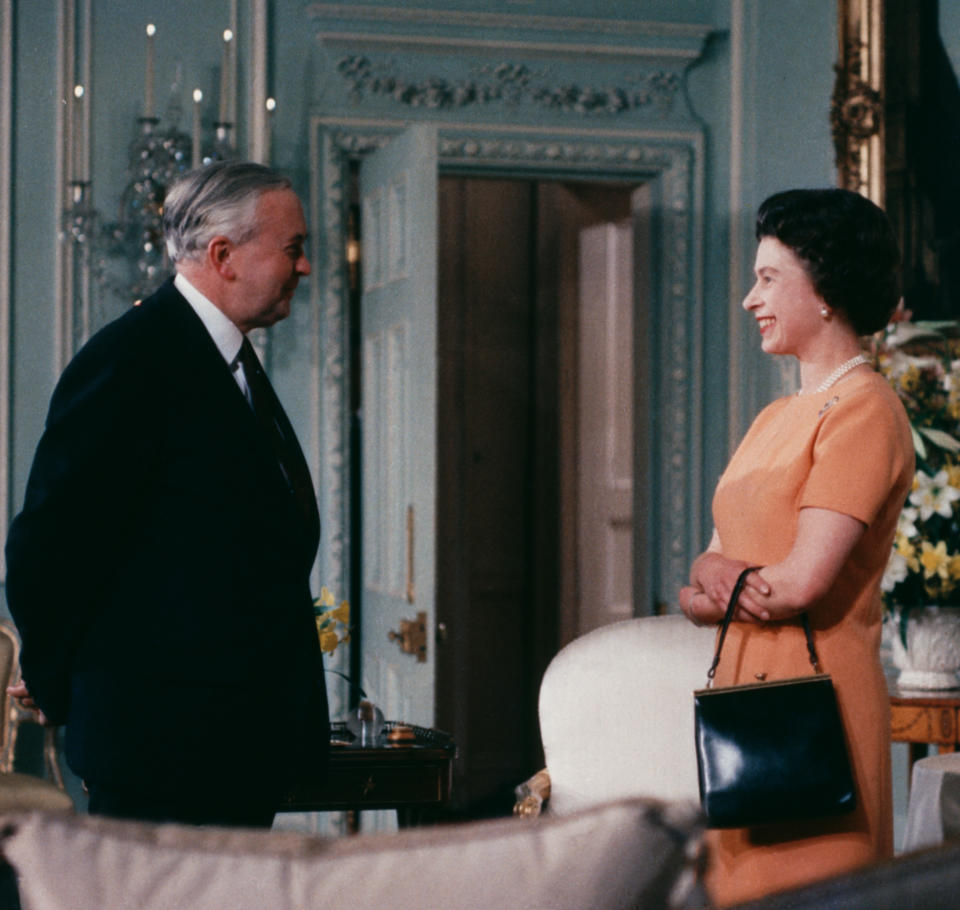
5;278;329;803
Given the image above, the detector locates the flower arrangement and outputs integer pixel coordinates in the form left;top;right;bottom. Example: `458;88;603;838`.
314;586;352;654
873;320;960;616
314;587;368;701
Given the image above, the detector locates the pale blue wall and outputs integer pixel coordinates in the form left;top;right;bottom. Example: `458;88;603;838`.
1;0;839;604
3;0;893;833
688;0;837;538
9;2;61;535
943;1;960;79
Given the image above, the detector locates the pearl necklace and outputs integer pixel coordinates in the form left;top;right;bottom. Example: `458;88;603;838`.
800;353;870;396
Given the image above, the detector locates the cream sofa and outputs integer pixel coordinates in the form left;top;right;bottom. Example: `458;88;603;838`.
0;797;707;910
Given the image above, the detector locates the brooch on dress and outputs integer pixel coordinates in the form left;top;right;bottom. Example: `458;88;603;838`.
818;395;840;417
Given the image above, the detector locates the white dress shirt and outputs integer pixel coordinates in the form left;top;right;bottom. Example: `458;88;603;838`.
174;272;252;402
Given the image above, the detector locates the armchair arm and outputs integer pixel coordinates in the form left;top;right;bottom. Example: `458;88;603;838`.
513;768;551;818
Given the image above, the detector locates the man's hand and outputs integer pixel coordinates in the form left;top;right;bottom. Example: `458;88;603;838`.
7;681;51;726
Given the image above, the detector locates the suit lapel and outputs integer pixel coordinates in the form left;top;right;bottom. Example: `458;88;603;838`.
145;280;321;550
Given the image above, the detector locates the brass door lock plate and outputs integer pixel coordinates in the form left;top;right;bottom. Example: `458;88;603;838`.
388;612;427;662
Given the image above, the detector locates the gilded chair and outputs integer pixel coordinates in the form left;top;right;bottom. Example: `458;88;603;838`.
515;614;717;817
0;620;73;812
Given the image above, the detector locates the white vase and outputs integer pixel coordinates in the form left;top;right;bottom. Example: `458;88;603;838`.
890;606;960;690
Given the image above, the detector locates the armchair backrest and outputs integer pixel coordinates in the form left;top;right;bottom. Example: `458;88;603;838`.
0;621;20;772
538;614;717;815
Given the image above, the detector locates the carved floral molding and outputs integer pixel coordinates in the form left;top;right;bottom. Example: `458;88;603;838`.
336;54;681;116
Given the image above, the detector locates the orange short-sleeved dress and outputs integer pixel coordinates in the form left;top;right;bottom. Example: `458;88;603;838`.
705;370;914;907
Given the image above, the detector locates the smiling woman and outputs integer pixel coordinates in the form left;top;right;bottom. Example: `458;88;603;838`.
679;188;914;907
744;237;843;366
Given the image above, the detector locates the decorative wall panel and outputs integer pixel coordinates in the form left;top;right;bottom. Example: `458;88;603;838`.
0;0;11;582
308;5;712;617
312;117;705;617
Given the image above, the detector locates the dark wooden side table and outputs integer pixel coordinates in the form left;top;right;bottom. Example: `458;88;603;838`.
279;722;455;827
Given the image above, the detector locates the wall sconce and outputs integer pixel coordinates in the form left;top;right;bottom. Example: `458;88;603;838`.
59;22;242;344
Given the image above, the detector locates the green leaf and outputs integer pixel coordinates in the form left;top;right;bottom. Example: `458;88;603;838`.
915;320;960;337
899;604;912;648
890;323;949;346
912;425;927;459
918;426;960;453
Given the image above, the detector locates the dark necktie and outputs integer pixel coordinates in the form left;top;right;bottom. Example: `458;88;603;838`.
236;337;316;526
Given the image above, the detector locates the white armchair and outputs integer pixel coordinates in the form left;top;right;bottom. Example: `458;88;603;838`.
515;614;717;817
0;621;73;813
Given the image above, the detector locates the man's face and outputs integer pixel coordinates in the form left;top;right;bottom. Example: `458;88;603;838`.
226;188;310;333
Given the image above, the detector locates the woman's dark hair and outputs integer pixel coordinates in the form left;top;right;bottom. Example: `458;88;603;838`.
755;188;901;335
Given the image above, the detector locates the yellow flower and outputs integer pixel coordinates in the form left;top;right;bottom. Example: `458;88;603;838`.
319;628;341;653
896;534;919;572
949;554;960;581
919;540;951;580
329;601;350;624
900;366;922;394
314;589;352;655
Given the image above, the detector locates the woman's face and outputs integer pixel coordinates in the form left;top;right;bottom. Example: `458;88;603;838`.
742;236;826;359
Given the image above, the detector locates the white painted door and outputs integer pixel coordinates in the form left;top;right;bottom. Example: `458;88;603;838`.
359;125;438;729
576;201;646;634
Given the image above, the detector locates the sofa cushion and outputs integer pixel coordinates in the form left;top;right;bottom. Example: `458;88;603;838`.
1;798;703;910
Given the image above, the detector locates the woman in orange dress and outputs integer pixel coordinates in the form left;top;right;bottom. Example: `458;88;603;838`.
679;188;914;907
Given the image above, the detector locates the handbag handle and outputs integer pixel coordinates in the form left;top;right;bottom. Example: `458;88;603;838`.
705;566;821;686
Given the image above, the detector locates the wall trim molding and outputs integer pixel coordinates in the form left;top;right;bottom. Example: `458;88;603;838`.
727;0;745;458
310;114;705;619
0;0;12;582
308;4;713;59
247;0;269;164
55;0;93;369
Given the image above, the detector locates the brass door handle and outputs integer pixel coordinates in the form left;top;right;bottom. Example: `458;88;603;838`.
388;612;427;663
406;504;415;604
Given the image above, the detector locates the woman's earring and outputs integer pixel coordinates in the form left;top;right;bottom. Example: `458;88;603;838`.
820;305;830;319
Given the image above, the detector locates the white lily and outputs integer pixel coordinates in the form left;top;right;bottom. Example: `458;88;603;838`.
909;470;960;521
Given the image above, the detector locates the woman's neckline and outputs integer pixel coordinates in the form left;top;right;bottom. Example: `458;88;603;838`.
796;353;871;397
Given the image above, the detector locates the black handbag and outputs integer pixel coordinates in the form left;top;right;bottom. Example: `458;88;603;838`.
693;566;856;829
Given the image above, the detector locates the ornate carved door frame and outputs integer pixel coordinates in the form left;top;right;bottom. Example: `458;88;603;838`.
310;117;705;682
305;5;713;717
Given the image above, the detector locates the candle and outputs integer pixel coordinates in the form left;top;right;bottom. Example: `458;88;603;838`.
228;25;237;128
264;97;276;164
192;89;203;167
219;29;233;124
73;84;85;181
144;24;156;119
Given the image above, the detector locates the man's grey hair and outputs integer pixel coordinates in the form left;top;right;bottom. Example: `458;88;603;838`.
162;160;293;264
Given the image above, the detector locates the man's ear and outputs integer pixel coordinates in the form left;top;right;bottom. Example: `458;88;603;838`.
207;236;235;278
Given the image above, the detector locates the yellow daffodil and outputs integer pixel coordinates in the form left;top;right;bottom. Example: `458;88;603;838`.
895;534;919;573
330;601;350;624
319;628;341;653
900;366;922;394
919;540;951;580
314;589;352;655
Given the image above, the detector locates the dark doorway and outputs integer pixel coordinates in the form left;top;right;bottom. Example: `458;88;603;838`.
434;175;634;817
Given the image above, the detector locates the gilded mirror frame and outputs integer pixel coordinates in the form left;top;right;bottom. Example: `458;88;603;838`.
832;0;885;204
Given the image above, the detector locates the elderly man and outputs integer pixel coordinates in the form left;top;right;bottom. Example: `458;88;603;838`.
5;161;329;827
